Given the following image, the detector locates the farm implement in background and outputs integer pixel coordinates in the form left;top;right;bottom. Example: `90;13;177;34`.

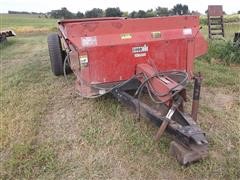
0;30;16;43
233;32;240;47
207;5;240;48
47;16;209;165
207;5;225;39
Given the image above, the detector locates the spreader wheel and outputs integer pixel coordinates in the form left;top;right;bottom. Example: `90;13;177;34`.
47;33;65;76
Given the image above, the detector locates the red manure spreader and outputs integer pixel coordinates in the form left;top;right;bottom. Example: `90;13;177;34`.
48;16;208;165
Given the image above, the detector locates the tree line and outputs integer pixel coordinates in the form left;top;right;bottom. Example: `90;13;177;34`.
9;5;240;19
8;10;44;15
48;4;191;19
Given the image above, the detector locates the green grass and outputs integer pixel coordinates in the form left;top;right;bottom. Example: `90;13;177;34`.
0;14;240;179
195;60;240;89
200;22;240;65
203;40;240;64
201;23;240;40
0;13;57;33
0;34;66;178
200;14;240;25
3;143;57;179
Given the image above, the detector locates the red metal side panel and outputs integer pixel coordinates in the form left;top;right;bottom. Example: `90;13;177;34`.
61;16;207;87
195;34;208;58
83;38;189;84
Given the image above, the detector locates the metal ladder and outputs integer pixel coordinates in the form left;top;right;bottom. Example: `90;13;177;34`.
207;5;225;39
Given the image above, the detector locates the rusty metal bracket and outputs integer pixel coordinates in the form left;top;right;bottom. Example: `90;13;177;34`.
191;72;202;121
154;117;170;140
154;96;183;140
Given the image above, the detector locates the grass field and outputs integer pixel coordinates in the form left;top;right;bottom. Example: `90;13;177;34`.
200;14;240;25
0;14;57;33
201;22;240;41
0;14;240;179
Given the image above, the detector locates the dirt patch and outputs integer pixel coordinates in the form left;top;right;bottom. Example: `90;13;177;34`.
37;85;91;178
201;87;238;111
214;93;236;110
38;85;86;143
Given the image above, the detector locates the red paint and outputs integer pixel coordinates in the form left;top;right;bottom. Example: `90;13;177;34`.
136;63;181;103
58;16;208;96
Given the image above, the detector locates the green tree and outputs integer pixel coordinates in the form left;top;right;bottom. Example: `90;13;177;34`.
145;9;157;17
137;10;147;18
49;7;74;19
156;7;169;16
61;7;74;19
105;7;123;17
129;11;138;18
172;4;189;15
49;10;60;18
85;8;104;18
76;11;84;18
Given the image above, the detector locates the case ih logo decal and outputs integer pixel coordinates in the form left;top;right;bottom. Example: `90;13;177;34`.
132;44;148;58
132;44;148;53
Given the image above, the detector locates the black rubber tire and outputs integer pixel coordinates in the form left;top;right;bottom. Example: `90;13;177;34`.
47;33;65;76
0;34;7;43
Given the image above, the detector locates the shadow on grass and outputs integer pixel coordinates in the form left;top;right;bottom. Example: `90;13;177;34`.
0;38;17;50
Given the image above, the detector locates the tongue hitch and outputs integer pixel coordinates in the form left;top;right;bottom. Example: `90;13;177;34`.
112;64;208;165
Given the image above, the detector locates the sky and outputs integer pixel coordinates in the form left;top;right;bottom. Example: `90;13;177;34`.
0;0;239;14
